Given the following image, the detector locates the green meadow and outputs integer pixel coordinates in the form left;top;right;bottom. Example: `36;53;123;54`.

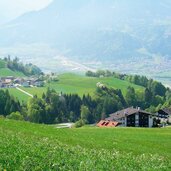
1;72;144;102
0;68;25;77
8;88;31;102
0;119;170;170
0;59;6;68
15;73;144;101
47;73;144;96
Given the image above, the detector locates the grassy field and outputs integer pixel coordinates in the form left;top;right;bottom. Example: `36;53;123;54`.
0;68;25;77
8;88;32;102
0;59;25;77
2;73;144;102
48;73;144;96
20;87;46;98
0;59;6;68
0;119;170;170
17;73;144;101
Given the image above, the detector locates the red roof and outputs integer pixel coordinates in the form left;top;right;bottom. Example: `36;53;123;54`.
97;120;119;127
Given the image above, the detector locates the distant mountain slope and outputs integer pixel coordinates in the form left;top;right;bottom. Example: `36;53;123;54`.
1;0;171;72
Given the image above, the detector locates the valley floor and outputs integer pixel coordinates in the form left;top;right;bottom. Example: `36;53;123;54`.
0;119;171;170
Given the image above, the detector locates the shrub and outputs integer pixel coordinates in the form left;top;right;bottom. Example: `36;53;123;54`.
74;119;85;128
0;115;5;119
7;112;24;121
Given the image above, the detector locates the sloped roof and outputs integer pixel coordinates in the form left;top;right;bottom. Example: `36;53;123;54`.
158;108;171;115
97;120;119;127
106;107;153;121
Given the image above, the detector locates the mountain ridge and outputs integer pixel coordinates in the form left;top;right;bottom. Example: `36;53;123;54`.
1;0;171;76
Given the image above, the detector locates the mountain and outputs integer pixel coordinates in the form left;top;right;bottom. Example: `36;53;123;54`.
1;0;171;75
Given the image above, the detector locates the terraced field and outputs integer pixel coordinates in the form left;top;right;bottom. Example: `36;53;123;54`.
0;119;170;170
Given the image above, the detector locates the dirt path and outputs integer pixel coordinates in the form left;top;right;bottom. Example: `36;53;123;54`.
16;87;33;98
56;123;73;128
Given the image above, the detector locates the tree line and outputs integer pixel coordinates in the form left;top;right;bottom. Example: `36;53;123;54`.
1;82;171;125
86;70;167;103
0;89;21;116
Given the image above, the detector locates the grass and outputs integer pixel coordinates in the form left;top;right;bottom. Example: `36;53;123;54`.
20;87;45;98
0;59;6;68
5;73;144;101
0;119;171;170
7;88;32;102
0;68;25;77
47;73;144;96
0;59;25;77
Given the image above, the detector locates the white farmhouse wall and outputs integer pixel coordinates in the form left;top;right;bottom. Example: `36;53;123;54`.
135;113;139;127
148;116;153;127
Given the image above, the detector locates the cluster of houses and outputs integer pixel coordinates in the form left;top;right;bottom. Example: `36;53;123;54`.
0;76;44;88
97;107;171;128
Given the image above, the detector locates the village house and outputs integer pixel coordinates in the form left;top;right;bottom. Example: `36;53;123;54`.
18;77;44;87
0;76;44;88
34;81;44;87
0;76;15;88
21;81;30;87
13;78;22;84
157;108;171;124
97;107;155;128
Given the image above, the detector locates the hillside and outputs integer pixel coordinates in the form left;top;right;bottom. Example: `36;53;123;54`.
0;119;170;170
47;73;144;96
0;59;25;77
0;68;25;77
13;73;144;101
0;57;42;77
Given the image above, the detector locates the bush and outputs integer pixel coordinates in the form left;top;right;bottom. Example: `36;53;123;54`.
7;112;24;121
74;119;85;128
0;115;5;119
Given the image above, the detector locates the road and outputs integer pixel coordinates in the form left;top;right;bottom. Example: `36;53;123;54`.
16;87;33;98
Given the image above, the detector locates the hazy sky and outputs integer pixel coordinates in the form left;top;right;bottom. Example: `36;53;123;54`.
0;0;53;24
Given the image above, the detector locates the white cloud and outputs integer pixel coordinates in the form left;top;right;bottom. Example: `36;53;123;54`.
0;0;53;24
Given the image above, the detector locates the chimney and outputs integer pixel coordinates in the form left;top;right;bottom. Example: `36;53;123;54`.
124;110;128;116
